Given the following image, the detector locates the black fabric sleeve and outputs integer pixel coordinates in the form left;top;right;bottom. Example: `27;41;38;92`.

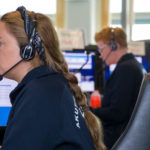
94;65;140;123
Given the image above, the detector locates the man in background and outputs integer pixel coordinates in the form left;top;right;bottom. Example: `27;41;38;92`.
90;27;146;149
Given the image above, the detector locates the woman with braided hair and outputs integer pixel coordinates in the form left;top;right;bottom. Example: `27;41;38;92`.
0;6;105;150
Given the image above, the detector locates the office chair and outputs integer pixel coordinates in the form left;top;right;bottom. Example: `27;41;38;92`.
111;73;150;150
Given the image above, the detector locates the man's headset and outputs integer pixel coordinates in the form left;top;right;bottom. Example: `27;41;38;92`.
101;28;118;70
110;28;118;51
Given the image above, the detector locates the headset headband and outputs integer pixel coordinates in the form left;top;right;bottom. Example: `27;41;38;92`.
17;6;32;37
16;6;46;61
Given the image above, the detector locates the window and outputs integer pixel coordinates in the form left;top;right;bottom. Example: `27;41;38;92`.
0;0;56;25
109;0;122;28
132;0;150;41
0;0;56;15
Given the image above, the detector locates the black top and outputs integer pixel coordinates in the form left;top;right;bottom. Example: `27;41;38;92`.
2;65;95;150
91;53;145;149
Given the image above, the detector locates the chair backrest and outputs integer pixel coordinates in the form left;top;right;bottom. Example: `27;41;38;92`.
111;73;150;150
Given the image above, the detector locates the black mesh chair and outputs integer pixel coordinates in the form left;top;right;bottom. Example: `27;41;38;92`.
111;73;150;150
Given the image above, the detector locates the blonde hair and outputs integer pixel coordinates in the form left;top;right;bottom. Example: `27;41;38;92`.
1;10;106;150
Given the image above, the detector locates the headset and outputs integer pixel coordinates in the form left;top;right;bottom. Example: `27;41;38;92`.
16;6;36;60
0;6;45;81
110;28;118;51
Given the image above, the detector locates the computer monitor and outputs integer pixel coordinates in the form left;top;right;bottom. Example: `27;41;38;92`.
63;50;95;92
0;78;17;126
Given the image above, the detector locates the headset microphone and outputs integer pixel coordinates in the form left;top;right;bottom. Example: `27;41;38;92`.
0;59;24;81
99;50;112;71
103;50;112;63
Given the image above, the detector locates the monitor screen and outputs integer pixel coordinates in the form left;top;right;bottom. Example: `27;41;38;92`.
63;51;95;92
0;78;17;126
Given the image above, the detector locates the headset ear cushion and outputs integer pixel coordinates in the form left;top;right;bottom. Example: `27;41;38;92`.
20;44;35;60
110;42;117;51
